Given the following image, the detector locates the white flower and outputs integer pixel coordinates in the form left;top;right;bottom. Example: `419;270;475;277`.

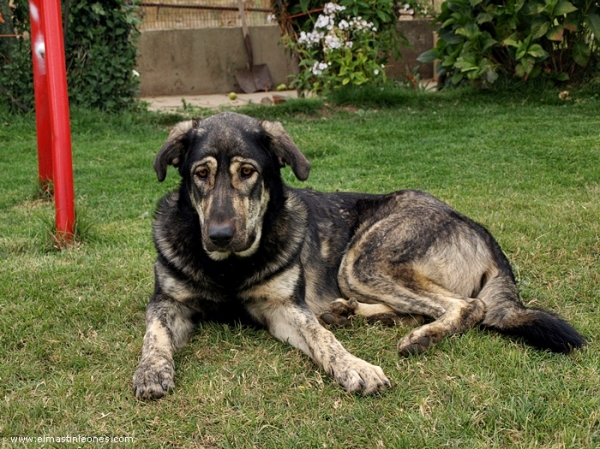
311;61;330;76
267;14;277;23
345;40;353;49
324;33;343;52
323;2;345;15
338;19;349;30
374;69;379;75
310;62;322;76
315;14;332;30
132;70;140;77
347;16;376;32
298;30;324;47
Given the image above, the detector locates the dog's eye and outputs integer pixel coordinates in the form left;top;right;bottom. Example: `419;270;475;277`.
195;167;209;179
240;166;255;178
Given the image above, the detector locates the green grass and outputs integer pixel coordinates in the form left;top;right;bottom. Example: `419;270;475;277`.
1;87;599;448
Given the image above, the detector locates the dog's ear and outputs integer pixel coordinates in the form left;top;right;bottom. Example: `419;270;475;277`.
261;120;311;181
153;119;198;182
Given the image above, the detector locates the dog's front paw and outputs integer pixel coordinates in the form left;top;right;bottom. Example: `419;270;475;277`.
329;355;390;395
320;298;359;326
133;356;175;400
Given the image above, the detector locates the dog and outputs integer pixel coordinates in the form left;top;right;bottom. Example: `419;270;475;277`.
133;112;585;399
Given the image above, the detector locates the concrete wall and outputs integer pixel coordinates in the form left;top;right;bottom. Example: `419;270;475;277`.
137;26;294;97
136;21;435;97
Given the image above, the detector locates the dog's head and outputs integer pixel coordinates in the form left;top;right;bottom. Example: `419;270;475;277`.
154;112;310;261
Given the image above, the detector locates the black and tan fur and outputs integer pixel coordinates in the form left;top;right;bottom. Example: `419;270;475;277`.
133;112;585;399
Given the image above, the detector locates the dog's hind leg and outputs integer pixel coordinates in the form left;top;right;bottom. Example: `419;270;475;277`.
394;290;485;356
320;297;425;327
338;256;486;356
133;296;196;400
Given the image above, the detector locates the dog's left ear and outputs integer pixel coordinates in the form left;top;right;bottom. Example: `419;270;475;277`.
261;120;311;181
153;119;198;182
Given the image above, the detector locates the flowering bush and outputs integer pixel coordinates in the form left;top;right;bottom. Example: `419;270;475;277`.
281;1;402;95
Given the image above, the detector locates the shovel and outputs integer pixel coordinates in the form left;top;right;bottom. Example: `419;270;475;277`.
235;0;273;93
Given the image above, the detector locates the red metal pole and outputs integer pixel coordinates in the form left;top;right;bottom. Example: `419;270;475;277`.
39;0;76;243
29;0;53;191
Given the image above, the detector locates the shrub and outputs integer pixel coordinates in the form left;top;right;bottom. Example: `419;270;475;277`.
0;0;34;112
275;0;406;95
419;0;600;86
0;0;141;112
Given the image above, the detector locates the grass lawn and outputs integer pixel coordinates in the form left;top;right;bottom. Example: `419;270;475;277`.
0;87;599;448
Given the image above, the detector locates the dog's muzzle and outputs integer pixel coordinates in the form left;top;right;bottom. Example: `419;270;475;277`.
207;222;235;249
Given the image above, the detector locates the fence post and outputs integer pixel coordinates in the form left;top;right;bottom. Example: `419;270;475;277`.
29;0;75;244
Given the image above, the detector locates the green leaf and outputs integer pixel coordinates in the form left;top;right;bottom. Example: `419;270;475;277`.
522;56;535;74
299;0;310;13
451;72;464;84
476;12;494;24
525;1;546;15
91;3;105;16
531;20;550;39
439;30;465;45
543;0;558;16
455;22;481;40
573;41;591;67
564;13;579;31
417;50;438;63
376;10;389;23
585;13;600;42
516;43;528;60
553;0;578;16
556;72;570;81
455;56;479;72
481;35;497;52
515;0;527;12
529;65;542;79
546;25;564;41
447;0;468;12
503;33;521;48
441;17;457;28
527;44;549;59
440;58;454;68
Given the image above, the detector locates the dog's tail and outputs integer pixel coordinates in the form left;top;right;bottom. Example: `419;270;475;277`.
477;264;586;354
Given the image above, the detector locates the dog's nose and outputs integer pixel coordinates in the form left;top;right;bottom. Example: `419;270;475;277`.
207;223;235;248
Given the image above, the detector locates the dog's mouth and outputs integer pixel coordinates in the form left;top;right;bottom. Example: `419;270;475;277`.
202;229;262;261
